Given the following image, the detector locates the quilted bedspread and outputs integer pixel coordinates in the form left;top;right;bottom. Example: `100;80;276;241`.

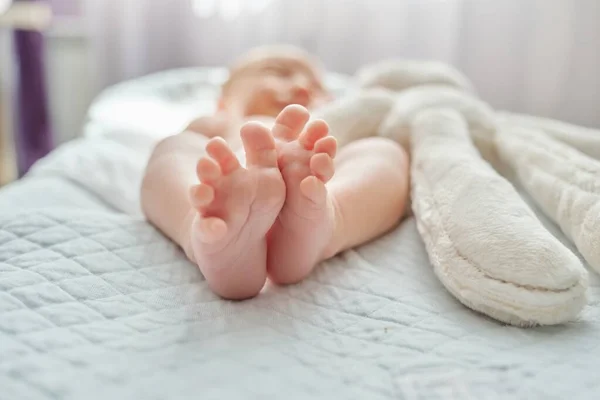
1;202;600;399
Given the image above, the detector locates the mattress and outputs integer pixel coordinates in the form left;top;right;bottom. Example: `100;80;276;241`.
1;68;600;400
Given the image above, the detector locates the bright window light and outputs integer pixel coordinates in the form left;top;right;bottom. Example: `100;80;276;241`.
191;0;274;20
0;0;12;15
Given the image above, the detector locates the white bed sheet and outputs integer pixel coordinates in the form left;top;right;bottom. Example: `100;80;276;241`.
1;172;599;400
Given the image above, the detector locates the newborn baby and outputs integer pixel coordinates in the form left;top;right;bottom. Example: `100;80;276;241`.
141;46;409;299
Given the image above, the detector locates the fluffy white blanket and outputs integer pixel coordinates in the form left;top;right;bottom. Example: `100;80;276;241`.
314;60;600;326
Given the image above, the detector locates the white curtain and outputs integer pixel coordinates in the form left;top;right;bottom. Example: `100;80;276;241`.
83;0;600;128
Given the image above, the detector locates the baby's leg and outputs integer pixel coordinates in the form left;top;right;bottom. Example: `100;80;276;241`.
267;106;409;284
141;131;214;257
326;137;410;255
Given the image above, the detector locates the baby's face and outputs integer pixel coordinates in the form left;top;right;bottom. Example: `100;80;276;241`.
221;52;331;118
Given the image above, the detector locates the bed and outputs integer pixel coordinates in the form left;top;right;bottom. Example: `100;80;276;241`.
1;68;599;400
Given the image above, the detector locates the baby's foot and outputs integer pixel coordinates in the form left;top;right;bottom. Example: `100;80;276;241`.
267;105;339;284
189;122;285;299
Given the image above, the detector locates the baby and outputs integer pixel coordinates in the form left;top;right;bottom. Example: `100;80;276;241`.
141;46;410;299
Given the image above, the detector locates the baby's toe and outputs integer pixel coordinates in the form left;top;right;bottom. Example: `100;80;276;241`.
196;157;221;183
313;136;337;158
206;137;241;174
272;104;310;142
190;183;215;211
299;120;329;150
310;153;335;183
241;122;278;168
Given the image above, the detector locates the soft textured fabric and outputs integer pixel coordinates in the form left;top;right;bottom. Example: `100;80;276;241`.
312;61;600;326
0;175;114;213
377;85;498;167
1;199;599;399
313;89;396;148
409;109;588;326
497;112;600;161
356;60;475;94
28;137;148;217
496;127;600;273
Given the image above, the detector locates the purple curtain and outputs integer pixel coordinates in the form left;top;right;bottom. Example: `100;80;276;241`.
13;0;53;176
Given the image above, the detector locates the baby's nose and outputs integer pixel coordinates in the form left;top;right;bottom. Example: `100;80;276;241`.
292;84;309;96
291;86;310;106
291;79;311;104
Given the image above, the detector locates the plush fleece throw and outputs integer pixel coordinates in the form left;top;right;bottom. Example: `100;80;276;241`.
312;60;600;326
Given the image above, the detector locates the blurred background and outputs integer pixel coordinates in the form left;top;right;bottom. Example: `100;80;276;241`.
1;0;599;183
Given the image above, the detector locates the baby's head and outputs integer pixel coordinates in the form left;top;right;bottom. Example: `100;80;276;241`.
219;45;331;118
